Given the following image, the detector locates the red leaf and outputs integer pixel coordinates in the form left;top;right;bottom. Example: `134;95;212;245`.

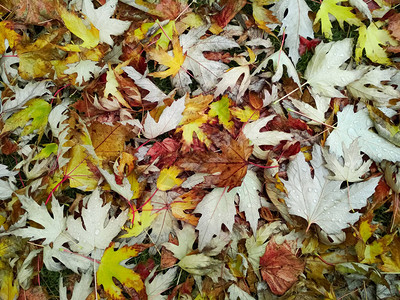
260;238;305;295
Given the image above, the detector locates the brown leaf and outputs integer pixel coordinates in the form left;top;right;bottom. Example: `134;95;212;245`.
260;238;305;295
177;132;252;190
388;13;400;41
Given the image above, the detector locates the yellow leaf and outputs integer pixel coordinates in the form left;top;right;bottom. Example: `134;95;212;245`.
59;6;99;50
355;22;397;65
208;95;234;130
0;21;21;53
231;105;260;122
65;145;98;191
1;98;51;141
121;202;157;238
252;1;279;34
314;0;362;39
177;94;213;149
104;67;131;108
157;166;184;191
0;262;18;300
97;243;144;299
149;35;185;78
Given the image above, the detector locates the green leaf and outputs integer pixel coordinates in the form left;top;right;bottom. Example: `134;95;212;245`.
2;98;51;141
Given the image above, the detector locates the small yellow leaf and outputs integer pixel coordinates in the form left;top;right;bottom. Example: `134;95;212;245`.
314;0;361;39
231;105;260;122
0;21;21;53
355;22;397;65
121;202;157;238
157;166;184;191
59;6;99;50
97;243;144;299
149;35;185;78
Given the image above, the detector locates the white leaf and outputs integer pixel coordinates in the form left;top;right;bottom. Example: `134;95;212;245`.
150;190;177;245
66;189;128;255
195;187;237;250
349;0;372;20
163;223;196;260
253;51;301;87
304;38;364;98
173;26;239;93
99;168;134;200
271;0;314;64
347;66;400;106
228;284;255;300
283;145;380;235
43;235;92;273
143;94;186;138
214;65;250;101
60;270;93;300
290;98;327;125
237;170;266;234
123;66;167;103
82;0;131;46
145;267;177;300
12;195;66;244
243;115;293;159
17;249;41;289
326;105;400;162
2;81;53;116
0;164;17;178
322;140;372;182
64;60;102;85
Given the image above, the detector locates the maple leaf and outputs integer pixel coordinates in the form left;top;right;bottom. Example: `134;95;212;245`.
172;25;239;94
283;145;380;235
208;95;234;131
355;22;398;65
271;0;314;64
149;35;186;78
304;38;364;98
12;195;66;245
254;50;301;87
2;81;52;116
1;98;51;142
251;0;279;34
121;202;157;238
260;237;305;295
177;132;252;190
349;0;372;20
0;21;21;54
145;267;177;300
289;96;328;125
314;0;362;39
64;60;101;85
157;166;184;191
59;5;99;50
59;270;92;300
322;140;372;182
347;65;400;106
144;100;185;140
97;242;148;300
243;115;293;159
123;66;168;103
177;94;213;150
82;0;131;46
163;223;197;260
66;188;128;255
326;105;400;162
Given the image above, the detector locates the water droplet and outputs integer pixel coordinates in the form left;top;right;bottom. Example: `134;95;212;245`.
218;213;222;217
313;189;318;193
307;188;312;192
247;204;252;208
338;218;342;222
331;218;336;222
95;229;100;235
347;128;357;138
313;199;317;203
377;153;382;159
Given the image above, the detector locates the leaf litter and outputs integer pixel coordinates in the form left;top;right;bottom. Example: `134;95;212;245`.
1;0;400;298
